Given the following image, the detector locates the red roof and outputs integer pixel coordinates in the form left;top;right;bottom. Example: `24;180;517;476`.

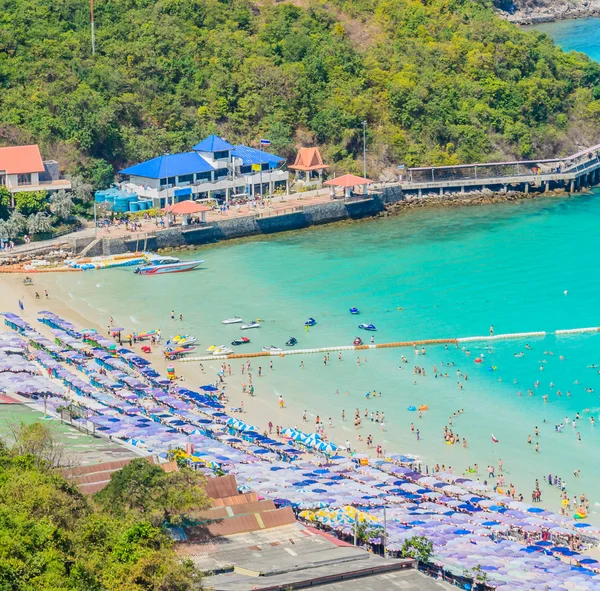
324;173;372;188
0;145;45;175
289;147;329;171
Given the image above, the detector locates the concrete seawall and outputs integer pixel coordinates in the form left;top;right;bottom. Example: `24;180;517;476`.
84;187;403;255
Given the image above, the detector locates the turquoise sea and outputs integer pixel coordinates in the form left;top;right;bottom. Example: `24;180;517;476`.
532;17;600;61
46;194;600;517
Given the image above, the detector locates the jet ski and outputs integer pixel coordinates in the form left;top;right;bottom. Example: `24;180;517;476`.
222;317;243;324
358;323;377;331
231;337;251;346
241;322;261;330
286;337;298;347
304;318;317;327
213;346;233;355
262;345;282;352
349;307;360;315
353;337;363;345
206;345;217;352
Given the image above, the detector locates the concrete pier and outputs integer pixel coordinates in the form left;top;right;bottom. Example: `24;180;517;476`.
401;143;600;196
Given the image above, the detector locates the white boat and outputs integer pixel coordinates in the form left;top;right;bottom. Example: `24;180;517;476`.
135;257;204;275
240;322;261;330
213;346;233;355
262;345;282;352
222;317;243;325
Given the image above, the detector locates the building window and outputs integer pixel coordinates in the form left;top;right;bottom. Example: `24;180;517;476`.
240;165;252;175
213;150;229;160
160;177;176;186
215;168;228;178
195;172;212;182
178;174;193;184
0;175;5;186
17;173;31;186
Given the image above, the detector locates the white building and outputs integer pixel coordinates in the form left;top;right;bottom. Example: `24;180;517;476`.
119;135;289;207
0;145;71;201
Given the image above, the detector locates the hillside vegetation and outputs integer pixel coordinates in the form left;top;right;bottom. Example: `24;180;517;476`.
1;0;600;185
0;423;208;590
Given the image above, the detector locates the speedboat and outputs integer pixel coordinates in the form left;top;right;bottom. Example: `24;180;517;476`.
358;323;377;331
286;337;298;347
304;318;317;327
262;345;282;352
232;337;251;346
353;337;363;345
135;256;204;275
222;317;243;324
349;307;360;315
241;322;261;330
213;346;233;355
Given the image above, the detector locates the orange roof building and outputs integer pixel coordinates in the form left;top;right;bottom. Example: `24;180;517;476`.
289;147;329;181
0;145;44;175
0;144;70;196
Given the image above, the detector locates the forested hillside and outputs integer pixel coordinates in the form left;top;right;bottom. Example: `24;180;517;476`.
1;0;600;186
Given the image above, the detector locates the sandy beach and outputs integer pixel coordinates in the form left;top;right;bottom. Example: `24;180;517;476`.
0;273;382;461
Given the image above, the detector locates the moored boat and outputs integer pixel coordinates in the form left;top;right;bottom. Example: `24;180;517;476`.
262;345;282;352
353;337;363;345
304;318;317;327
358;323;377;331
135;257;204;275
286;337;297;346
240;322;261;330
350;307;360;315
231;337;251;346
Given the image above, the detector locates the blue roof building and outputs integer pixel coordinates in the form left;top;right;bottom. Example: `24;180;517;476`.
192;135;235;153
120;152;214;179
231;145;285;168
118;135;289;207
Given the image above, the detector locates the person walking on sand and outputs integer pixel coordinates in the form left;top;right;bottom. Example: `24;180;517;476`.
44;289;49;299
279;395;284;408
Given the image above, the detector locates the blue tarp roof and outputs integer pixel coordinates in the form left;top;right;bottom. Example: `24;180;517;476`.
232;145;285;167
120;152;214;179
193;134;234;152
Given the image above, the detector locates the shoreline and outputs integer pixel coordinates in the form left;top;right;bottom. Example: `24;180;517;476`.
499;4;600;26
0;188;586;273
1;271;592;522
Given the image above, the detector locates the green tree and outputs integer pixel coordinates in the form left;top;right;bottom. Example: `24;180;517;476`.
8;209;27;234
27;212;53;235
0;186;10;220
14;190;47;216
96;458;210;525
49;189;74;220
70;175;94;202
0;427;205;590
400;535;433;563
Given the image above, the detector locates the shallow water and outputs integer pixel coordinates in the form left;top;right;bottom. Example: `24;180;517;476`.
44;193;600;518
